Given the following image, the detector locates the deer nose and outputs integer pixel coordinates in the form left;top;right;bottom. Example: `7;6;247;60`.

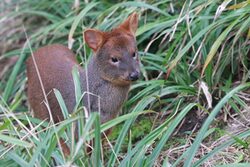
128;71;139;81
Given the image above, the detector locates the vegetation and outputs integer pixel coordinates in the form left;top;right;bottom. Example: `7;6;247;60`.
0;0;250;166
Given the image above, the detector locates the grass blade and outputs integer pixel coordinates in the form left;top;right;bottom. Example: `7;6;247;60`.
183;83;250;167
0;134;32;148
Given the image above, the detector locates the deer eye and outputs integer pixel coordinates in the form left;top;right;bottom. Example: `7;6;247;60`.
111;57;119;63
132;52;137;59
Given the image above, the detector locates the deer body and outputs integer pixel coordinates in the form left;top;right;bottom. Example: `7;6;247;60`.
85;57;130;123
27;13;140;125
27;44;130;123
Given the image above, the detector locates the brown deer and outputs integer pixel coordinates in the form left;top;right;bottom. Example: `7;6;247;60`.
26;12;140;154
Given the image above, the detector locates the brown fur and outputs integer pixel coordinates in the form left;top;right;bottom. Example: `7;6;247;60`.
27;13;140;132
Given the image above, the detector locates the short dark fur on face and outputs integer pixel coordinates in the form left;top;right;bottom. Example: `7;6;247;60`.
84;12;140;86
96;30;139;86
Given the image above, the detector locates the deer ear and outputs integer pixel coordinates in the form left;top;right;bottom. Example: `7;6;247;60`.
84;29;103;52
119;12;138;35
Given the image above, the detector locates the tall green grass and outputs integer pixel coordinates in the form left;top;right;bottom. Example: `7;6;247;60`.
0;0;250;166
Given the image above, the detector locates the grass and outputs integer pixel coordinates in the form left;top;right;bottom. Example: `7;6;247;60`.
0;0;250;166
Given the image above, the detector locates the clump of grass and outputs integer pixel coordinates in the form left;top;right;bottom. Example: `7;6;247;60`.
1;0;250;166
